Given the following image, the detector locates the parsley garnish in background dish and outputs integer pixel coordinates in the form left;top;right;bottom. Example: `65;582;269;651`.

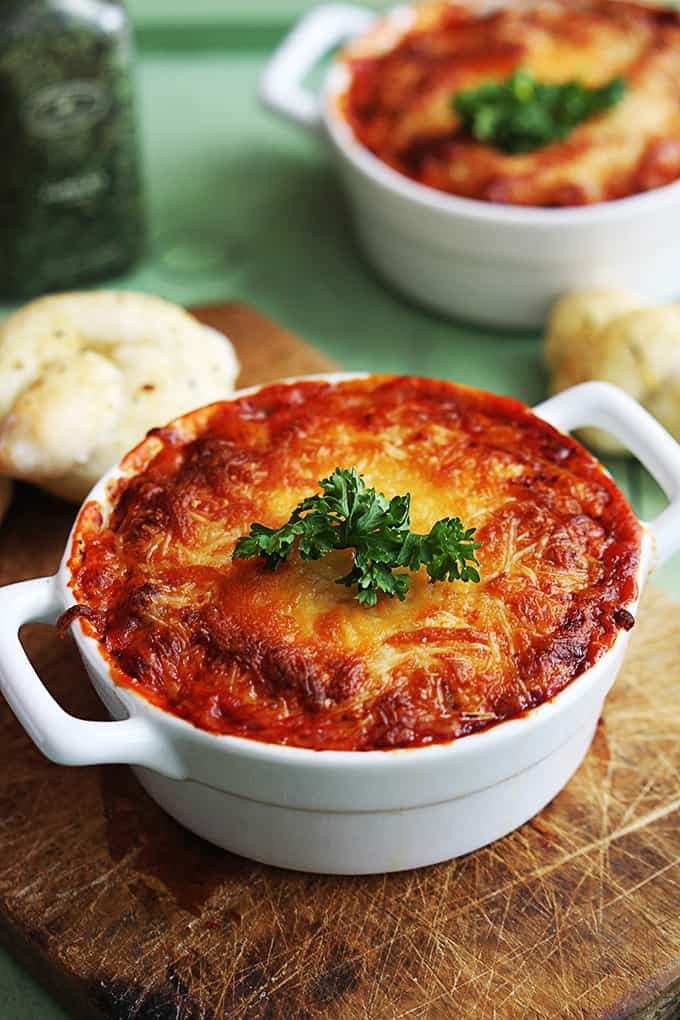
233;468;481;606
453;69;626;154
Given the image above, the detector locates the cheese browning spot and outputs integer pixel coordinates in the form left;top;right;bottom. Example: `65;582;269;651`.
64;376;641;751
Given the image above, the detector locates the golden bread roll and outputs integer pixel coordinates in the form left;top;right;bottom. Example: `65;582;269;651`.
544;292;680;454
544;287;640;384
588;306;680;400
0;291;240;501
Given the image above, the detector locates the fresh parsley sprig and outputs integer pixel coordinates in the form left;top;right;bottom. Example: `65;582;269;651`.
233;468;481;606
454;69;626;154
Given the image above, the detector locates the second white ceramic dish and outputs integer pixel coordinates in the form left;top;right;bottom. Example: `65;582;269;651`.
259;3;680;328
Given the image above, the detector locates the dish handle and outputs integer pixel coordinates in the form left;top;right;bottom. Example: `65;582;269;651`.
258;4;374;131
534;381;680;566
0;576;186;778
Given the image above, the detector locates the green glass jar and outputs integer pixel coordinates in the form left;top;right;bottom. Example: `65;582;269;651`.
0;0;145;298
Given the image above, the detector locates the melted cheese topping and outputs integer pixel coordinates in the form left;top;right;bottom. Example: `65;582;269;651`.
340;1;680;206
65;377;640;750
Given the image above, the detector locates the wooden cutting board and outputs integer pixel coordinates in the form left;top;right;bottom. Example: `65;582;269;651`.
0;303;678;1020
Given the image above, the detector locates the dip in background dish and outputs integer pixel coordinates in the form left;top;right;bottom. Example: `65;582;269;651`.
64;376;641;750
340;0;680;206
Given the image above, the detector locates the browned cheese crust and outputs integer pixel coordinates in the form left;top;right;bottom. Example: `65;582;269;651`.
340;1;680;206
65;377;641;750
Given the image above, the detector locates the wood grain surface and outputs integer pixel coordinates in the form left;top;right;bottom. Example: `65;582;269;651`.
0;304;678;1020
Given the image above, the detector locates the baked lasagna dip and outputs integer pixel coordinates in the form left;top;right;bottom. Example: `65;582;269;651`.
339;0;680;206
64;377;641;751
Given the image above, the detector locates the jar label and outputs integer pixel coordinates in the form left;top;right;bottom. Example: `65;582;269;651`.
38;170;108;205
23;80;110;139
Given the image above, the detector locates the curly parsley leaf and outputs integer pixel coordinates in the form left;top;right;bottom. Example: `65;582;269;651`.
233;468;481;606
454;69;626;154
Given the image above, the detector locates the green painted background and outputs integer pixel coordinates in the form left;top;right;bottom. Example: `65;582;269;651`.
0;3;678;1015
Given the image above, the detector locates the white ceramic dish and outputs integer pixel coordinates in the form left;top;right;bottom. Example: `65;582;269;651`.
0;377;679;875
259;2;680;329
